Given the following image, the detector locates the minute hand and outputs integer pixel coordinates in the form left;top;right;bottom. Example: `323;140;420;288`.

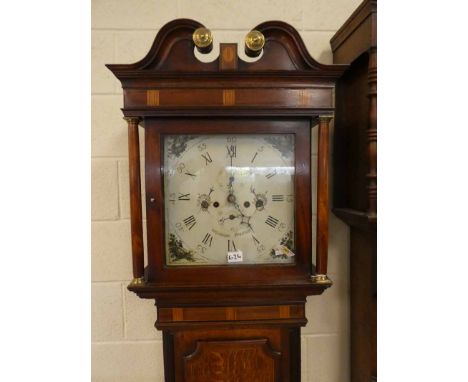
232;201;255;233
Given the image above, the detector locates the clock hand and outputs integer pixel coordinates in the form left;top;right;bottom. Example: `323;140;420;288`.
232;200;243;214
218;213;242;224
226;175;238;204
225;176;254;232
242;218;255;233
232;201;255;233
250;185;257;196
227;175;234;191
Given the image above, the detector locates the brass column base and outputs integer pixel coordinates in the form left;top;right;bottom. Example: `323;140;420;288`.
311;274;333;285
129;277;145;286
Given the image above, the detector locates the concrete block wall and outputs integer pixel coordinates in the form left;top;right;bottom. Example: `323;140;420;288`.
92;0;360;380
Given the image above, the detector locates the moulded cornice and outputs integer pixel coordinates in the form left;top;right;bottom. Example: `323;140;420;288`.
106;18;347;80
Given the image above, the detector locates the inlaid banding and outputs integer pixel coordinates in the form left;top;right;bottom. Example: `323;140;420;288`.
223;89;236;106
146;90;160;106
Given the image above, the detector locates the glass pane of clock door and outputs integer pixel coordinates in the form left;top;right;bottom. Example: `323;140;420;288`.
163;134;295;266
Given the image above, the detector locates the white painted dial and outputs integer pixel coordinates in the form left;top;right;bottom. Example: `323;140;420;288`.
163;134;295;266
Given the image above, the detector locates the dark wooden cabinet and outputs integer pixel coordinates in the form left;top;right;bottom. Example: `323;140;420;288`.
107;19;347;381
330;1;377;382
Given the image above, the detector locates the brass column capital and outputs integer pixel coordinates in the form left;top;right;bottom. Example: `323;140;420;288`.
123;116;142;125
318;115;333;123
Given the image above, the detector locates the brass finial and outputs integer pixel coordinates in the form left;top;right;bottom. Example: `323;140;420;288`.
193;27;213;53
245;30;265;57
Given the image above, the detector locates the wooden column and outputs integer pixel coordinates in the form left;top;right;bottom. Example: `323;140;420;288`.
124;116;145;284
367;47;377;220
315;115;333;277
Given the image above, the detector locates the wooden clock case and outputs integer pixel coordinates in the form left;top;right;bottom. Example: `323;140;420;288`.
107;19;347;382
331;1;377;381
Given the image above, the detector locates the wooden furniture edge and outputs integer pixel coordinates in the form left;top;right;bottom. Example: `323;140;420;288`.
330;0;377;53
332;208;376;231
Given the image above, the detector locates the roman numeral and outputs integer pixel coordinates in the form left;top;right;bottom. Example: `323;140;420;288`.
265;216;279;229
272;195;284;202
226;145;236;158
228;239;237;252
226;145;236;166
252;235;260;245
202;233;213;247
183;215;196;230
178;193;190;201
201;152;212;165
184;171;196;177
251;152;258;163
266;170;277;179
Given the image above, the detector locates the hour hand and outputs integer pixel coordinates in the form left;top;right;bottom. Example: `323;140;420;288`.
227;175;235;189
226;176;236;203
218;213;241;224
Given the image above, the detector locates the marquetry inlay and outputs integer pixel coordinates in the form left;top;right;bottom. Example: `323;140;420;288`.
224;46;234;62
184;339;278;382
299;89;311;106
226;307;236;320
220;43;238;70
223;89;236;106
146;89;159;106
158;305;303;324
125;87;334;108
172;308;184;321
279;305;290;318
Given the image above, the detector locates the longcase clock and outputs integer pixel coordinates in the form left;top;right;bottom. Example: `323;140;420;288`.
107;19;347;382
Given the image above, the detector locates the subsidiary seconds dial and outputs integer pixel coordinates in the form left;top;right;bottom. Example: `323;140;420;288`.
163;134;295;266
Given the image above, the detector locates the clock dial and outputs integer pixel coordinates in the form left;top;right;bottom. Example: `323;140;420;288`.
163;134;295;266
